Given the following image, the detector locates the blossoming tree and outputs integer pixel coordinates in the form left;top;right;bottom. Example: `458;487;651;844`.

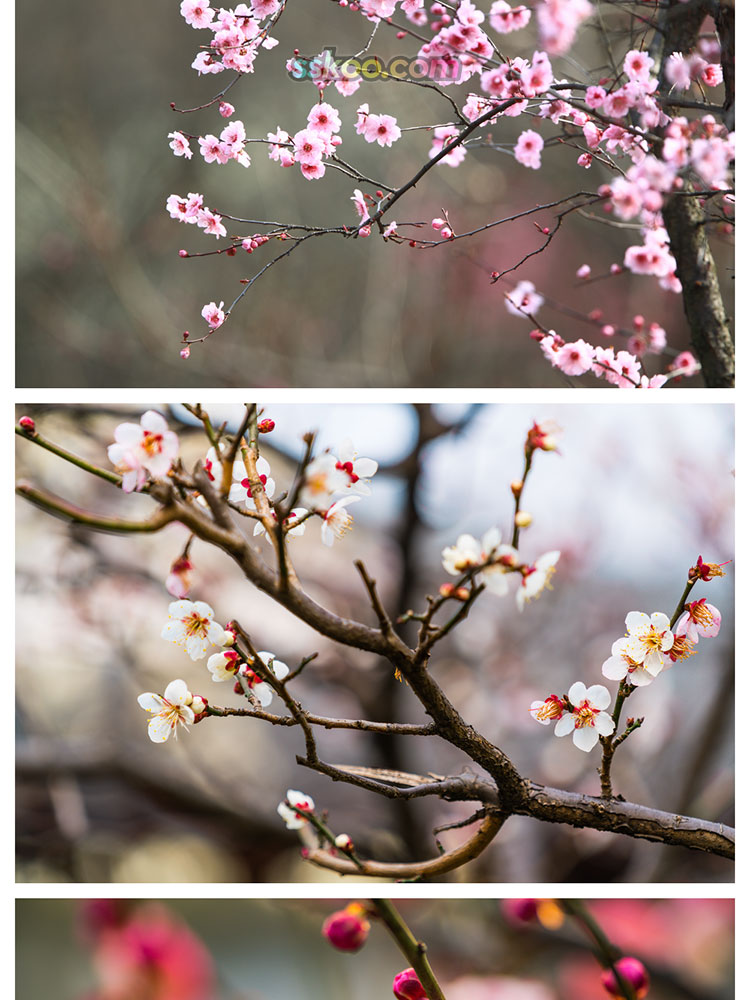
165;0;734;387
15;405;734;881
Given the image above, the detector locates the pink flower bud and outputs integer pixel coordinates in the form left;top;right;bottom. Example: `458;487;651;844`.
18;416;35;432
178;249;189;257
258;419;275;433
431;218;445;230
322;904;371;952
502;899;540;923
393;968;428;1000
180;346;191;359
576;264;591;279
601;957;650;999
218;102;235;118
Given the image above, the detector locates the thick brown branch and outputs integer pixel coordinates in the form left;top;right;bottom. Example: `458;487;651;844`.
520;781;734;859
662;190;734;387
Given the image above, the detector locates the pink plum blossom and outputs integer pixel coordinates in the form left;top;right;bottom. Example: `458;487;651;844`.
676;599;721;641
514;129;544;169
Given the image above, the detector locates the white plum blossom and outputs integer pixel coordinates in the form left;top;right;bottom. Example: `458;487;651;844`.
137;679;197;743
321;495;361;546
554;682;615;752
107;410;179;493
529;695;564;725
602;636;661;686
516;551;560;609
241;651;289;706
299;453;350;509
161;600;226;660
335;439;378;495
228;455;276;509
207;648;241;682
442;528;519;596
278;789;315;829
613;611;674;674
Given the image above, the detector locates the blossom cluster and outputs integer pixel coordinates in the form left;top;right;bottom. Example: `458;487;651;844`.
167;0;732;379
441;527;560;612
530;558;726;752
118;410;381;740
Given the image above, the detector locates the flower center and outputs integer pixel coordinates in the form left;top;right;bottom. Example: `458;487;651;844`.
640;625;665;651
182;612;210;637
574;701;598;728
141;431;163;456
688;600;713;627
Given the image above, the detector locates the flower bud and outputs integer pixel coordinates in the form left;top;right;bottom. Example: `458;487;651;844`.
190;695;207;714
222;629;237;647
258;418;276;433
510;480;523;498
334;833;354;852
601;957;649;999
514;511;533;528
18;416;36;432
393;968;428;1000
322;903;370;952
218;101;235;118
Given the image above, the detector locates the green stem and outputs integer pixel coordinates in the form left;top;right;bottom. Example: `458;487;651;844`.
15;425;122;486
511;452;533;549
670;579;697;629
370;900;446;1000
561;900;636;1000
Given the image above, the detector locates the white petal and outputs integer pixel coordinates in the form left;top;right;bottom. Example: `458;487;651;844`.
147;716;174;743
137;692;165;713
255;682;273;707
629;667;654;686
186;635;208;660
168;600;193;618
353;457;378;478
161;620;185;641
192;601;215;619
650;612;671;631
573;727;600;752
601;656;627;681
555;714;575;737
568;681;588;704
164;679;190;703
625;611;649;634
595;711;615;736
586;684;612;710
140;410;169;434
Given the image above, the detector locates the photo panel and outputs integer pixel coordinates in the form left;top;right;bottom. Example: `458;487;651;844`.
15;401;734;884
15;897;735;999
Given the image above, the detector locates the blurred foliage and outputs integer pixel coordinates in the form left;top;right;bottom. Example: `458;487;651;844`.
15;1;733;387
15;403;734;882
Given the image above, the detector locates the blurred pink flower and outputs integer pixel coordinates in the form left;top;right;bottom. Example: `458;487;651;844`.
83;902;216;1000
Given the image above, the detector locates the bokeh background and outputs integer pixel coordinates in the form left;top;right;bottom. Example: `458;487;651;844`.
15;403;734;882
15;1;733;387
15;898;735;1000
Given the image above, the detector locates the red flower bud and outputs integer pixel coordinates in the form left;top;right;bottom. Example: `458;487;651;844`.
18;416;35;432
258;418;275;433
322;904;371;952
601;957;649;999
393;968;428;1000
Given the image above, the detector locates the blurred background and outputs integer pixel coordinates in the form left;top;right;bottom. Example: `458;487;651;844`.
15;1;733;387
15;403;734;882
15;897;735;1000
